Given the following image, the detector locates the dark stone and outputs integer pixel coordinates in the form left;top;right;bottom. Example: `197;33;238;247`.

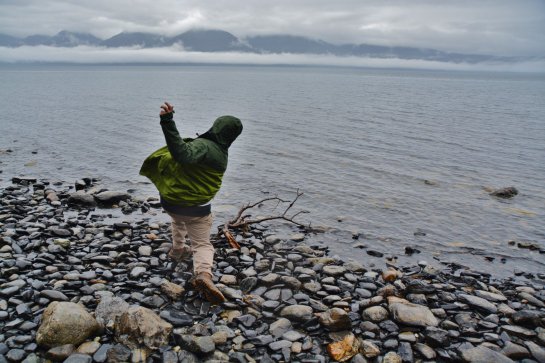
175;335;215;355
159;310;193;327
398;342;414;363
92;344;112;363
425;327;450;347
405;280;435;294
105;344;131;363
512;310;544;328
490;187;518;198
239;277;257;293
6;349;26;362
367;250;383;257
235;314;257;327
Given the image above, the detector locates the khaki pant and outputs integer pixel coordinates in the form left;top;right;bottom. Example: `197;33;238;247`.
168;212;214;276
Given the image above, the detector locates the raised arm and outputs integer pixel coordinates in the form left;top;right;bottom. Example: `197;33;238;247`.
159;102;207;164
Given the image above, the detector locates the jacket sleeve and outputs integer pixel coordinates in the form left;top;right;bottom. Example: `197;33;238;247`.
160;113;207;164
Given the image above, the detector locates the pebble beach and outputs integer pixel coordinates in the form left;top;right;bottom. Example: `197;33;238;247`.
1;177;544;363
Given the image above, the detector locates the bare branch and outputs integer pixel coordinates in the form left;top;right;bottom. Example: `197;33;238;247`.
217;190;310;248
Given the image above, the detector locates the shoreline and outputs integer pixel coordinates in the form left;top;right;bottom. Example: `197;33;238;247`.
1;177;544;362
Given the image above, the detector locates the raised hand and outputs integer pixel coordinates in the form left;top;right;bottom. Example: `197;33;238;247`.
160;102;174;116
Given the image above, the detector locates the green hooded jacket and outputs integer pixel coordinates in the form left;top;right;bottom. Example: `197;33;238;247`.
140;115;243;206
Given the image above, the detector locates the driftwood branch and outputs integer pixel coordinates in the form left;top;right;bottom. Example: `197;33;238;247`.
218;190;310;249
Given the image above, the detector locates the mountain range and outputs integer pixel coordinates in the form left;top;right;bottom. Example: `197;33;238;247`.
0;29;527;64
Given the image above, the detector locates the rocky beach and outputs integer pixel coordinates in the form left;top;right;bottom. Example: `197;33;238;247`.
1;177;544;363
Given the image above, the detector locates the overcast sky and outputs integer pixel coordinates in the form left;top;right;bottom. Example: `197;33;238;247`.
1;0;544;57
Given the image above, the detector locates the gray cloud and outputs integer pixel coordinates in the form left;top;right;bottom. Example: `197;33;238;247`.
0;0;544;56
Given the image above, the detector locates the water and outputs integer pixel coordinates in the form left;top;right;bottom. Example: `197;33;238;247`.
1;64;544;278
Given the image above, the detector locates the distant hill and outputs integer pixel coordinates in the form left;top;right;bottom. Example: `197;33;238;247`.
0;29;521;64
170;30;250;52
21;31;101;47
100;32;169;48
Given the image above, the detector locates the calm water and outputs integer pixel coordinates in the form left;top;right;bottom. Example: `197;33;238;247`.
1;64;544;277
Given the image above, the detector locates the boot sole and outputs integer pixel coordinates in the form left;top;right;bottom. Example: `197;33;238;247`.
194;279;226;305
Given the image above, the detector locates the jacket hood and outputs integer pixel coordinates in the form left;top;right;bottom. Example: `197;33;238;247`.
198;115;243;149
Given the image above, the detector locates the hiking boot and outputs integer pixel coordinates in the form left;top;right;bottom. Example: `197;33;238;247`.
168;244;192;262
193;272;226;304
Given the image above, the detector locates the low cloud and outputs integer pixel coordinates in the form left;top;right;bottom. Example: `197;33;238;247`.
0;45;543;73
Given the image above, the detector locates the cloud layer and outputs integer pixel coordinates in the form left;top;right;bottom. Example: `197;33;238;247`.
1;45;544;73
0;0;544;57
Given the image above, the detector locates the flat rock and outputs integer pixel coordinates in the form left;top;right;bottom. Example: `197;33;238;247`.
461;345;515;363
280;305;314;322
388;297;438;327
459;294;498;313
94;191;131;206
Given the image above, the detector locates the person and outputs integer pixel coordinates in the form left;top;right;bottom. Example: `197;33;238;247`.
140;102;243;304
